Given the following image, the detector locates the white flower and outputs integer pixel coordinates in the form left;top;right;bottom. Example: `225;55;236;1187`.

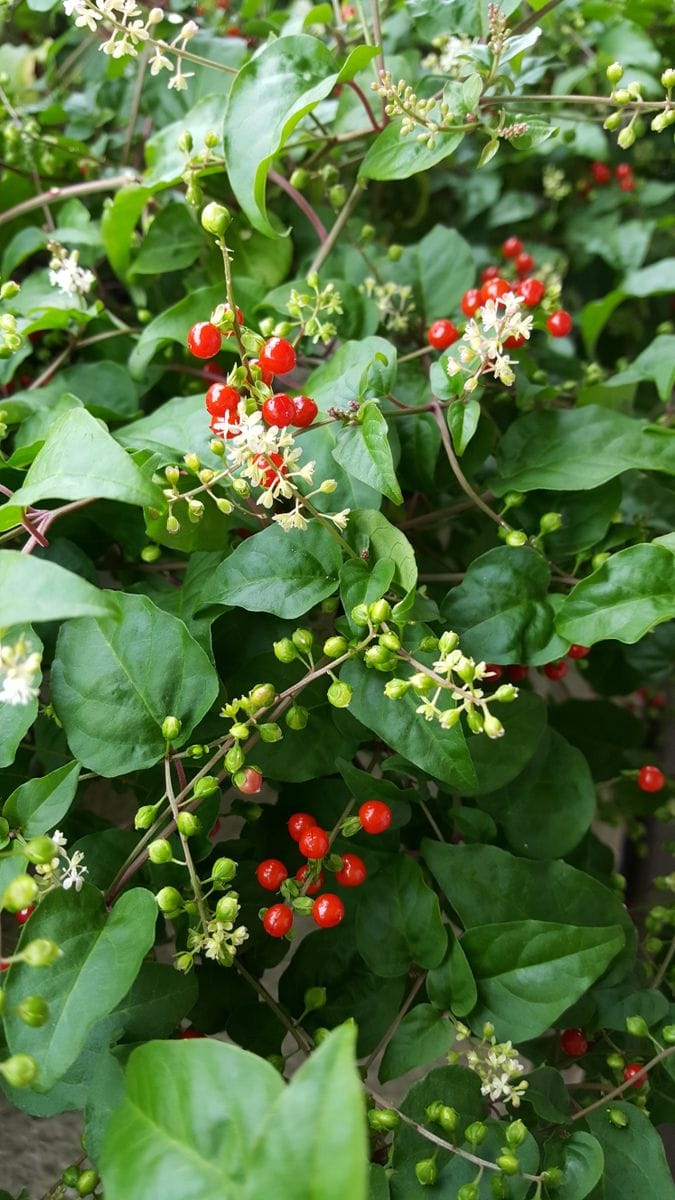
48;248;95;298
150;47;171;74
168;68;194;91
52;830;68;849
0;640;42;707
60;850;88;892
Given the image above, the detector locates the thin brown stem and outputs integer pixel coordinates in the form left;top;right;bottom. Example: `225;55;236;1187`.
511;0;565;36
122;44;149;164
234;959;313;1054
308;182;364;275
0;174;139;228
363;973;426;1070
481;93;669;111
164;756;209;932
345;81;381;132
571;1044;675;1120
269;170;328;241
652;932;675;991
431;402;511;532
419;799;446;841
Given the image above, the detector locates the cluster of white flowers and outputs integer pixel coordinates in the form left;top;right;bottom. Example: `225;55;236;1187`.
0;636;42;707
187;911;248;967
48;242;96;299
447;290;533;392
35;830;88;893
360;277;416;333
422;34;477;76
455;1022;529;1108
215;405;349;533
61;0;198;90
542;165;572;201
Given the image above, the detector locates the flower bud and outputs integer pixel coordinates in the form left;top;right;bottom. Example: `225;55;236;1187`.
437;1105;458;1133
369;599;391;623
496;1153;519;1175
215;894;239;924
224;743;245;773
175;952;194;972
592;551;610;571
438;630;459;654
384;677;409;699
415;1158;437;1186
360;223;375;243
250;683;276;709
156;886;183;913
617;125;636;149
364;645;396;669
274;638;297;663
166;514;180;535
484;714;505;739
327;680;352;708
292;628;314;654
388;244;404;262
176;812;201;837
505;1119;527;1148
606;61;624;84
608;1107;629;1127
424;1101;443;1123
539;511;562;534
212;857;237;885
231;722;250;741
319;479;338;494
489;1177;508;1199
193;776;219;798
289;168;310;189
184;452;200;472
613;88;631;105
350;604;370;627
21;939;60;967
458;1186;479;1200
141;544;161;563
76;1169;99;1196
329;184;347;208
662;67;675;89
24;836;58;865
148;839;173;864
662;1025;675;1044
304;986;327;1011
17;995;49;1027
368;1107;400;1131
216;496;233;513
324;635;349;658
379;632;401;654
285;704;309;730
2;875;38;913
162;715;182;742
0;1053;38;1088
201;201;232;237
259;722;283;744
505;529;527;547
603;111;622;131
0;280;20;300
465;1121;487;1146
626;1014;649;1037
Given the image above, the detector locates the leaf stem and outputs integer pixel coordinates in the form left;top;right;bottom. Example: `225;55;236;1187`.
431;401;512;533
269;170;328;242
652;932;675;991
164;755;209;933
308;182;364;275
363;972;426;1071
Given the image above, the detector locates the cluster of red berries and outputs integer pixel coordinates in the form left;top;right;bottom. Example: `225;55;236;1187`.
257;799;392;938
586;161;635;193
560;1029;647;1088
485;644;591;688
187;311;318;442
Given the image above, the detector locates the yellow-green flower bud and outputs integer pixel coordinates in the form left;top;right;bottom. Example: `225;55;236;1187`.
21;939;60;967
0;1053;38;1089
148;839;173;864
327;680;352;708
156;886;183;913
201;201;232;237
162;715;182;742
606;61;624;84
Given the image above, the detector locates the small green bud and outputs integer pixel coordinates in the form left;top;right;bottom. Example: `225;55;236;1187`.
384;677;409;699
184;452;200;473
327;680;352;708
232;478;250;498
304;986;327;1011
369;599;391;623
148;838;173;864
156;886;183;913
212;857;237;885
614;88;631;105
350;604;370;627
176;811;201;837
231;722;251;741
286;704;309;730
504;492;524;510
62;1167;80;1187
606;1051;625;1070
379;632;401;653
505;529;527;547
215;894;239;924
539;511;562;534
625;1014;649;1037
603;111;622;131
606;61;624;84
24;836;58;866
17;995;49;1027
175;951;194;972
320;163;339;185
178;130;193;153
368;1107;400;1131
661;1025;675;1044
364;645;396;670
617;124;636;150
661;67;675;89
324;635;348;658
21;938;60;968
489;1177;509;1199
224;742;245;773
141;544;161;563
388;244;404;262
458;1186;479;1200
410;671;434;694
193;776;219;798
466;709;484;734
259;722;283;743
162;715;182;742
542;1166;564;1186
216;496;233;513
250;683;276;709
505;1119;527;1148
166;514;180;535
3;875;38;913
0;280;20;300
274;638;298;663
496;1153;520;1175
289;167;310;189
438;630;459;654
76;1169;99;1196
292;627;314;654
418;635;439;653
415;1158;438;1186
493;683;518;703
0;1053;38;1088
437;1105;458;1133
329;184;347;208
360;223;375;243
201;201;232;237
313;1027;331;1046
424;1101;443;1123
465;1121;487;1146
608;1106;629;1127
483;714;505;739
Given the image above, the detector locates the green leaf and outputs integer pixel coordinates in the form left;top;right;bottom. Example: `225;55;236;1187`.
360;123;464;181
198;521;342;618
244;1025;367;1200
416;226;475;318
441;546;567;665
422;841;636;984
461;919;624;1041
448;397;481;456
128;284;224;377
522;1066;571;1125
5;408;161;514
585;1103;675;1199
132;203;203;274
0;624;41;768
101;185;153;280
556;1132;604;1200
340;558;396;634
116;393;222;464
332;403;403;504
144;95;227;188
306;338;397;411
51;592;219;776
224;36;377;237
467;692;547;795
341;658;477;793
380;1004;455;1082
2;361;139;424
479;729;595;858
426;930;478;1018
101;1039;284;1200
0;554;117;627
346;510;417;595
556;543;675;646
355;855;447;977
493;405;675;495
4;885;156;1090
3;760;80;837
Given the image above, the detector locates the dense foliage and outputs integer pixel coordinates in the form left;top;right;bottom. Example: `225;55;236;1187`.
1;0;675;1196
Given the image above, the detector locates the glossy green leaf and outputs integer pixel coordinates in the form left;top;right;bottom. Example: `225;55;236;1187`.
3;760;80;837
51;592;219;776
346;510;417;595
360;123;464;180
467;691;547;795
128;284;224;377
199;521;342;618
132;203;203;274
555;1132;604;1200
355;855;447;977
522;1065;571;1125
461;919;624;1040
448;397;480;456
306;338;397;411
604;335;675;403
0;554;116;627
556;543;675;645
332;403;403;504
380;1004;455;1082
416;226;475;318
586;1103;675;1199
4;885;156;1090
426;929;478;1018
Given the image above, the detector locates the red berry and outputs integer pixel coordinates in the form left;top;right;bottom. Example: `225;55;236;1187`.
485;664;503;681
335;853;367;887
615;163;632;180
259;337;296;376
341;3;355;17
502;236;523;258
237;767;262;795
427;319;459;351
359;799;392;835
461;289;481;318
187;321;222;359
0;961;8;971
178;1027;206;1039
256;859;289;891
205;383;240;418
517;278;545;307
312;893;345;928
544;660;568;682
295;864;325;895
15;906;35;925
515;251;535;275
209;818;221;839
203;360;225;382
480;277;511;304
637;765;665;794
262;393;295;427
567;644;590;660
619;177;635;192
253;452;287;488
623;1062;646;1088
547;310;573;338
591;161;611;185
263;903;293;938
560;1028;588;1057
298;825;330;860
249;358;274;386
288;812;315;842
291;395;318;428
503;334;526;350
481;265;501;283
507;665;529;683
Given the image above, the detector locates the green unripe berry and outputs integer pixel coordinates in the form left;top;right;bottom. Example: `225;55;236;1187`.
369;599;391;623
591;552;610;571
504;491;525;508
350;604;370;627
388;244;404;262
437;1105;458;1133
368;1107;400;1131
626;1014;649;1038
259;722;283;743
2;875;38;913
324;635;348;658
505;529;527;547
661;1025;675;1044
505;1119;527;1148
292;628;314;654
285;704;309;730
304;986;327;1011
250;683;276;709
193;775;219;798
201;201;232;237
215;894;239;924
329;184;347;208
148;839;173;864
141;544;161;563
606;61;624;84
76;1169;99;1196
327;680;352;708
539;511;562;534
425;1101;443;1123
465;1121;487;1146
24;836;58;865
606;1051;625;1070
176;811;201;837
415;1158;438;1186
458;1186;479;1200
274;638;297;663
496;1153;520;1175
162;715;182;742
17;995;49;1027
289;167;310;189
0;1053;38;1088
360;223;375;243
608;1107;629;1128
224;743;245;773
156;886;183;913
212;857;237;885
62;1166;80;1187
